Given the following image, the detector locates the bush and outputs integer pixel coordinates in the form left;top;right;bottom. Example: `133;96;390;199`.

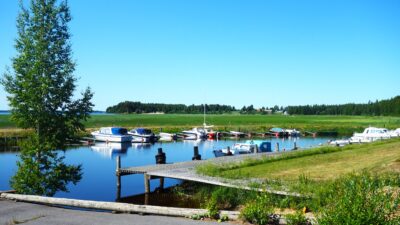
240;194;278;225
317;171;400;225
285;211;311;225
206;197;219;219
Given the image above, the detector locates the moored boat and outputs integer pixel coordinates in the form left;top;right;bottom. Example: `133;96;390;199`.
352;127;391;141
349;136;373;143
229;131;246;138
159;132;178;141
181;127;207;140
91;127;132;143
214;140;272;157
128;128;158;143
203;124;221;139
270;128;289;137
389;128;400;137
329;139;351;146
285;129;301;137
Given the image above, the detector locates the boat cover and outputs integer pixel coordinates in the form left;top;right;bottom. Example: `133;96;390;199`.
111;127;128;135
133;128;152;135
270;127;284;133
245;140;272;152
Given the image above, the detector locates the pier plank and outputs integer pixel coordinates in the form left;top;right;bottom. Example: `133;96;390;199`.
120;152;304;197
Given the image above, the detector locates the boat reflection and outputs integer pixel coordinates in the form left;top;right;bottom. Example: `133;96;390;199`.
131;143;153;150
90;142;131;158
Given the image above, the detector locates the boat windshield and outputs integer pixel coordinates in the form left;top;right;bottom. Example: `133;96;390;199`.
135;128;153;135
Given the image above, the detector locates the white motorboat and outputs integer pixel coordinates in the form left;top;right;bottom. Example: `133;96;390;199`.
181;127;207;140
229;131;245;137
329;139;351;146
349;136;373;143
389;128;400;137
91;127;132;143
285;129;301;137
159;132;178;141
352;127;391;141
128;128;158;143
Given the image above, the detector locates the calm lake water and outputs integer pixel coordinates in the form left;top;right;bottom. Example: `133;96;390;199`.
0;137;332;203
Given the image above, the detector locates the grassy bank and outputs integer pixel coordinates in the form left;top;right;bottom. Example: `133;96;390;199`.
1;114;400;135
197;138;400;181
194;139;400;224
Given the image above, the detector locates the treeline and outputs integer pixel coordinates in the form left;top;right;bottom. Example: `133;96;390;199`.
106;101;236;114
287;96;400;116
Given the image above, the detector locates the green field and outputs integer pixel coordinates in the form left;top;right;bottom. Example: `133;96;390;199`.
197;138;400;181
1;114;400;135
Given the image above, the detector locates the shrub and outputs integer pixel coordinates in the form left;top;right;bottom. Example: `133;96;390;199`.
285;211;311;225
206;197;219;219
240;194;278;225
317;171;400;225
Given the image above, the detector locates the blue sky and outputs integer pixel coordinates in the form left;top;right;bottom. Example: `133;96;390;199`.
1;0;399;111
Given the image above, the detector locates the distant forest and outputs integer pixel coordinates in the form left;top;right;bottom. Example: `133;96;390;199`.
106;96;400;116
287;96;400;116
106;101;236;114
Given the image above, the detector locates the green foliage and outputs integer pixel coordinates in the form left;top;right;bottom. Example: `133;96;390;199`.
240;194;277;225
317;171;400;225
190;214;206;220
10;135;82;196
106;102;236;114
206;197;219;219
218;214;229;222
1;0;89;195
1;0;93;149
287;96;400;116
285;211;311;225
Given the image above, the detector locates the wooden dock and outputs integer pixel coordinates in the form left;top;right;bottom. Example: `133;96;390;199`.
118;151;304;197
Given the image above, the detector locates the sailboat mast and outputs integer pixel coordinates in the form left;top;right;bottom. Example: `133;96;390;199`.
203;104;206;126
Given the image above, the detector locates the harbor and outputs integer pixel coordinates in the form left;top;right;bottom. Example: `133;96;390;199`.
0;136;331;204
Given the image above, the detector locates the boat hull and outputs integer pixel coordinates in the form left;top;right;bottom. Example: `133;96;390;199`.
91;132;132;143
131;135;157;143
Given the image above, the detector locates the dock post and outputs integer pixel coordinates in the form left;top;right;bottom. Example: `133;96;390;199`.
155;148;166;164
144;174;150;194
192;146;201;160
144;174;150;205
275;143;280;152
155;148;165;192
159;177;164;190
116;156;121;202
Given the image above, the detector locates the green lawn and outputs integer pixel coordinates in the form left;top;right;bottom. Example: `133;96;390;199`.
198;138;400;181
1;114;400;134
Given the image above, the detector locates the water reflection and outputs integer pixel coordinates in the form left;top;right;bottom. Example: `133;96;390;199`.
131;143;153;150
2;136;333;202
10;137;82;196
90;142;131;158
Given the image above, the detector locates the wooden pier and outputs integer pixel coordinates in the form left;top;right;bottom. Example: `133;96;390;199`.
117;150;304;198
